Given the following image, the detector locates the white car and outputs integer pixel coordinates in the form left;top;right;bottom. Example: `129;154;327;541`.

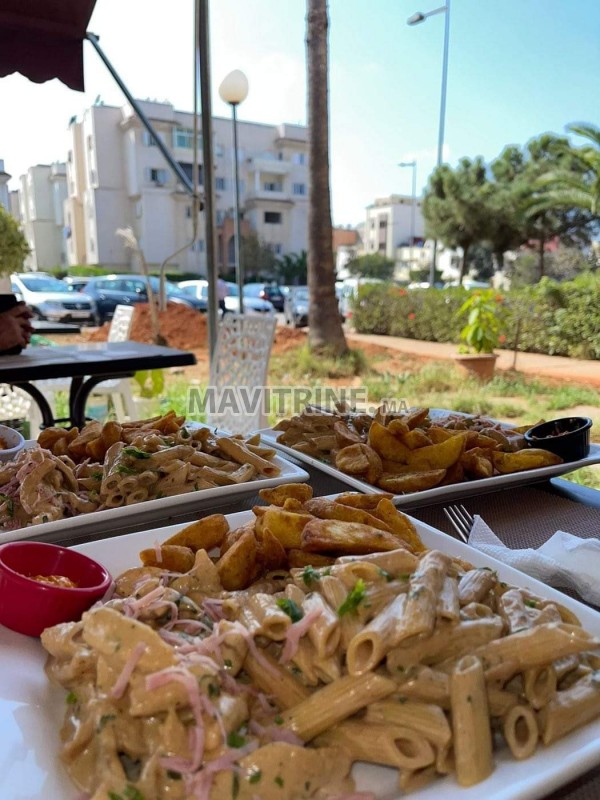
11;273;99;325
178;280;274;315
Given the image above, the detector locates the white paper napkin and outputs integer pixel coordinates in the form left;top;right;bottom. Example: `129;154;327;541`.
468;515;600;606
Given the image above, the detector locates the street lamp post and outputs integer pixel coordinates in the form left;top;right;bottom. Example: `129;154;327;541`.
219;70;249;314
398;160;417;279
408;1;450;287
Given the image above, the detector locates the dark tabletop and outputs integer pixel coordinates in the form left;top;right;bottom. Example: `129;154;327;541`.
0;341;196;381
31;321;81;335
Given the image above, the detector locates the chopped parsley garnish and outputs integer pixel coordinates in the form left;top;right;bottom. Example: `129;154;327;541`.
274;715;284;725
524;599;538;608
122;447;151;459
398;573;411;581
378;567;394;582
167;770;182;780
180;427;191;439
0;494;14;517
274;775;285;788
116;464;138;475
338;579;366;617
276;598;304;623
223;658;233;668
207;682;220;698
249;769;262;784
90;471;104;480
42;514;49;524
301;566;321;587
65;691;78;705
232;772;240;799
227;730;247;748
108;788;144;800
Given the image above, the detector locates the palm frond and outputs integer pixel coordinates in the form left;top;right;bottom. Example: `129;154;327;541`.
526;188;594;216
567;122;600;149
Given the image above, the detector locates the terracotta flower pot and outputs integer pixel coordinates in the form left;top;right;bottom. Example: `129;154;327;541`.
453;352;497;382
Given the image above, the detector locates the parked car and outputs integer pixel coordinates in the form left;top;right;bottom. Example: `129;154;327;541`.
284;286;309;327
244;282;285;312
63;276;91;293
10;273;99;325
84;275;206;323
178;280;274;315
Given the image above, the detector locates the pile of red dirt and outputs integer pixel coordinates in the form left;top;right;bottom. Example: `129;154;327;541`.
87;303;207;350
273;326;308;354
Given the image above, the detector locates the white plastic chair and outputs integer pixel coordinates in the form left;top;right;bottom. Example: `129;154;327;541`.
0;384;43;438
37;305;137;423
207;314;277;435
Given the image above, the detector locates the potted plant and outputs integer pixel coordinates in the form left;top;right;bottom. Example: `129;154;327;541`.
454;289;504;381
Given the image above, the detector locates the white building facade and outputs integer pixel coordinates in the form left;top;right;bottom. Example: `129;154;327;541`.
63;100;309;274
16;164;68;271
363;195;425;259
0;160;10;213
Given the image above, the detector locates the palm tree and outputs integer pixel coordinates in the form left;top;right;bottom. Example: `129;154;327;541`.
305;0;347;354
529;123;600;217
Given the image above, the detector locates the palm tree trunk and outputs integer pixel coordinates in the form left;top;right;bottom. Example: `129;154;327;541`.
306;0;347;354
539;236;545;279
458;243;470;284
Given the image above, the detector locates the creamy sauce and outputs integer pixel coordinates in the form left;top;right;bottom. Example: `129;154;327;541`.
31;574;78;589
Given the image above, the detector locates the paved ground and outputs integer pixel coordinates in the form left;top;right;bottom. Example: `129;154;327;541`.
345;331;600;387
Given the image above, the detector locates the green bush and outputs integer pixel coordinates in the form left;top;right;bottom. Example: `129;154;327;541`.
352;274;600;360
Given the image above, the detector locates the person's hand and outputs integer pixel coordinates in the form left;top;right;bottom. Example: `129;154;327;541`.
0;303;34;351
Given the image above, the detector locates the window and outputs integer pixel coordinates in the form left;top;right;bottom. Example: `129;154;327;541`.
273;243;283;255
379;218;387;229
173;127;202;149
146;168;168;185
278;152;283;161
216;210;226;225
190;239;204;252
263;181;283;192
293;182;306;196
214;143;224;157
67;151;73;163
87;135;93;151
178;162;203;186
292;152;306;165
215;177;226;191
264;211;282;224
186;206;192;219
142;130;159;146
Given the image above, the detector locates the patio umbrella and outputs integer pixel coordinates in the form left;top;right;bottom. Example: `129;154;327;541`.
0;0;219;360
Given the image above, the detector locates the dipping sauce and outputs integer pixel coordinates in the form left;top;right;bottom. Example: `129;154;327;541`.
0;437;8;450
30;574;78;589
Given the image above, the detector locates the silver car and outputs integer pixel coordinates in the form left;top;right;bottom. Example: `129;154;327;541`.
11;273;99;325
178;280;274;315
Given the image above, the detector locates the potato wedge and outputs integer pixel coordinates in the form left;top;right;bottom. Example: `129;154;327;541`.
439;461;465;486
378;469;446;494
303;497;393;532
259;483;314;506
336;444;383;484
333;421;362;448
401;429;432;450
114;566;164;597
406;433;466;470
301;518;405;555
140;545;195;572
373;498;425;553
260;508;313;549
427;426;455;444
217;528;258;590
162;514;229;552
461;449;494;479
406;407;429;430
492;448;562;474
221;520;256;556
334;492;394;509
283;498;304;512
256;526;288;571
387;419;410;437
287;549;336;569
367;421;410;463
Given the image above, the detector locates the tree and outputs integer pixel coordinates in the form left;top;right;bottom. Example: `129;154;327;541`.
116;227;164;345
422;157;494;284
529;123;600;217
346;253;395;280
275;251;307;285
0;206;29;275
492;133;596;278
305;0;347;354
239;232;278;280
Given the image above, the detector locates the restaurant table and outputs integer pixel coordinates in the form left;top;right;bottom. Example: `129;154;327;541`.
31;320;81;335
0;341;196;428
19;459;600;800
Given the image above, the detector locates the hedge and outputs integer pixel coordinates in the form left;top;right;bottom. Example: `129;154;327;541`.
351;274;600;360
49;266;203;284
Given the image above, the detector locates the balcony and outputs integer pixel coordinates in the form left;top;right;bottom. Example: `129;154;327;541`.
246;155;291;175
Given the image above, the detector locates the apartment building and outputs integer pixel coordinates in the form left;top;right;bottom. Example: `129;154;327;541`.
364;195;424;255
16;163;68;270
0;160;10;213
64;100;309;274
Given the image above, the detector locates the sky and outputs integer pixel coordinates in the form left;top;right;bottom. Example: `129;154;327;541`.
1;0;599;226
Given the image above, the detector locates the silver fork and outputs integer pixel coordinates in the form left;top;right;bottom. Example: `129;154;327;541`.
443;505;475;543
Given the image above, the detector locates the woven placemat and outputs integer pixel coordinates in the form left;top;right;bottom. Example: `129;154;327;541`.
411;486;600;547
